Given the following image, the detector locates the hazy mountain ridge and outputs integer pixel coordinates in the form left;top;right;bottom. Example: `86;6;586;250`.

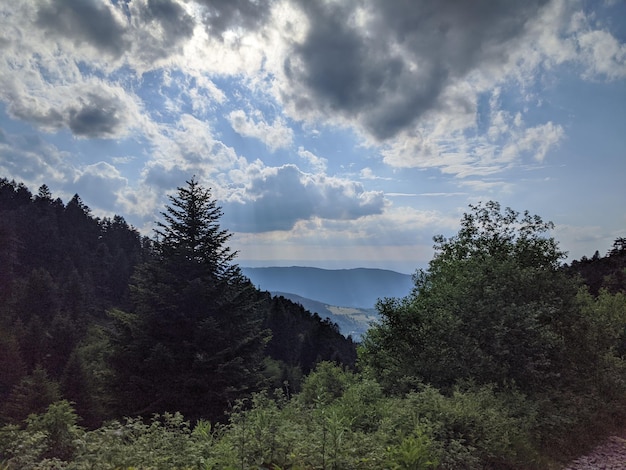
241;266;413;309
272;291;379;340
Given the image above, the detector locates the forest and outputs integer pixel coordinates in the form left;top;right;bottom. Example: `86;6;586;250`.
1;177;625;469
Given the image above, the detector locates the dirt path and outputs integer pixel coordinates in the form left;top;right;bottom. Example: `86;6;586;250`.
563;436;626;469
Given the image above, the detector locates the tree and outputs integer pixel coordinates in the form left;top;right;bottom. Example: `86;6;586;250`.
2;366;61;423
108;178;269;422
154;177;236;275
36;184;52;201
360;201;584;395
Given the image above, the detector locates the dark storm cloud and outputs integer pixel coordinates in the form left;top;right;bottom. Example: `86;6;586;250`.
137;0;195;57
67;93;125;138
223;164;385;232
143;0;195;38
36;0;130;57
8;103;65;132
286;0;549;140
191;0;273;37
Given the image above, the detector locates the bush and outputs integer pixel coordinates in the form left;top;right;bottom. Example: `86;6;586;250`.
1;400;81;469
382;385;539;469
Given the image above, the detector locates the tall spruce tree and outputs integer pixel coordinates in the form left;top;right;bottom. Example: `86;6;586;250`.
108;178;269;421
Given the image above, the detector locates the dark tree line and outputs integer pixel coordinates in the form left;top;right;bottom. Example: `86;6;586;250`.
0;178;355;427
565;237;626;296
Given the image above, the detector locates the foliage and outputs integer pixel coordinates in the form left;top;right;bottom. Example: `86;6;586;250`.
0;178;356;427
107;178;271;422
2;367;61;424
0;370;542;470
263;294;357;381
4;181;626;468
299;361;353;406
566;236;626;295
361;201;580;395
385;430;439;470
0;400;81;468
360;201;626;463
0;178;143;426
366;202;558;391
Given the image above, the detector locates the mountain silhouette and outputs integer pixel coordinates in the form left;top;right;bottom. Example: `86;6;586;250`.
241;266;413;309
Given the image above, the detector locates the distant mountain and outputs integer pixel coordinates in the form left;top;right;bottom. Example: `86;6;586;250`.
272;292;379;340
241;266;413;309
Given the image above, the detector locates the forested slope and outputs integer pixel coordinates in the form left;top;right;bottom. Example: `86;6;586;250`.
1;185;625;469
0;178;355;428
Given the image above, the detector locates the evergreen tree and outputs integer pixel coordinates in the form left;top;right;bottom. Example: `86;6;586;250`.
1;366;61;423
109;178;269;422
36;184;52;201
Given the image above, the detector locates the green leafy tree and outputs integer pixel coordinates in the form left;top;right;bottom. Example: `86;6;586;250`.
108;177;269;422
360;201;582;394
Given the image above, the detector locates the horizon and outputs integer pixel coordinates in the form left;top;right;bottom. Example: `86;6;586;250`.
239;263;420;276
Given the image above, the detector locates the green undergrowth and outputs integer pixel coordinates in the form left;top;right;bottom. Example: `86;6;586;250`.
3;362;624;469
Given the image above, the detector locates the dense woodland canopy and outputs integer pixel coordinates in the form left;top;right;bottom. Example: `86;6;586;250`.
1;179;625;469
0;178;355;427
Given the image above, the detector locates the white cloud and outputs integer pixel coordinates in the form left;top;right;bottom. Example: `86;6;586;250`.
380;84;564;179
149;114;246;176
360;167;392;180
501;122;564;163
297;147;327;172
72;162;129;213
0;0;624;270
576;29;626;80
0;132;72;187
228;109;294;151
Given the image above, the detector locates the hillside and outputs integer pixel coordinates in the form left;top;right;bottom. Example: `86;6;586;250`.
273;291;379;340
242;266;413;309
0;179;356;427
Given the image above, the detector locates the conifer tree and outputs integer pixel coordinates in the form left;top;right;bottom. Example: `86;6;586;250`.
109;177;269;422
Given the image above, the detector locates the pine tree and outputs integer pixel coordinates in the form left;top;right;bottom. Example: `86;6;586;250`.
109;178;269;422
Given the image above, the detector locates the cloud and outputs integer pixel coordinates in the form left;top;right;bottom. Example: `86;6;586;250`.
231;205;461;271
67;93;126;138
280;0;550;140
0;132;71;186
129;0;196;63
32;0;199;67
501;121;564;163
35;0;130;58
228;109;294;151
297;147;327;172
3;80;144;139
380;85;564;178
192;0;273;38
360;167;391;180
576;29;626;80
554;223;624;262
164;114;246;170
71;162;129;213
223;164;386;232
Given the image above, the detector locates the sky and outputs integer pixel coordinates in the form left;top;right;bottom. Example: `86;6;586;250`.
0;0;625;274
